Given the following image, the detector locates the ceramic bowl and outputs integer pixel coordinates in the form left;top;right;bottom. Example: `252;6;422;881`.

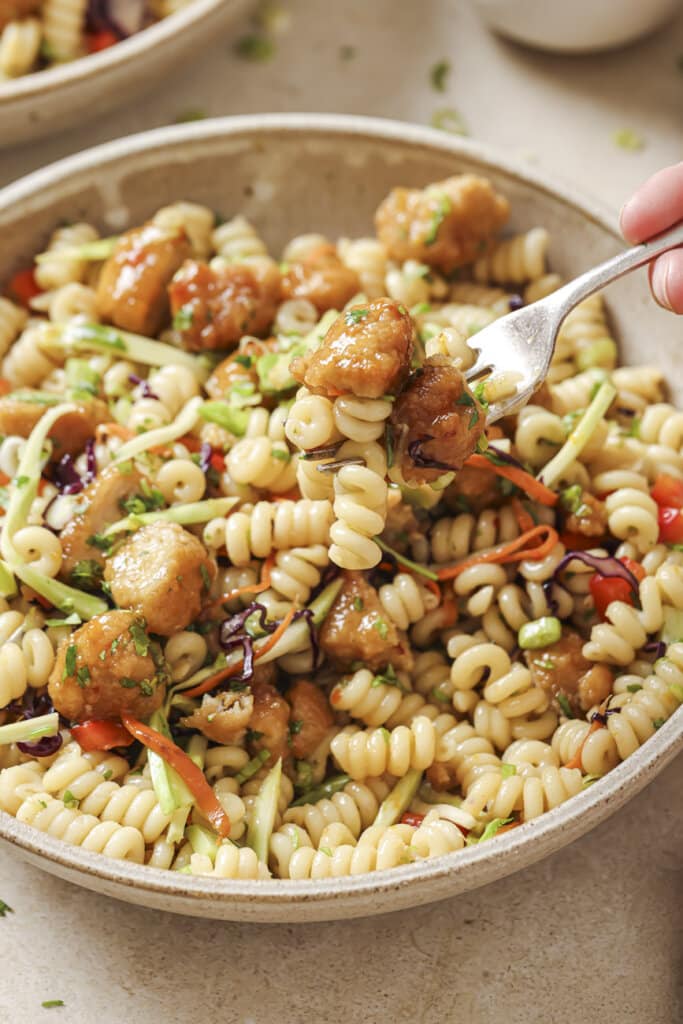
472;0;680;54
0;114;681;922
0;0;248;148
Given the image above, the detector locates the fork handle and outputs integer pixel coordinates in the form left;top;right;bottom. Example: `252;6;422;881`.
549;219;683;320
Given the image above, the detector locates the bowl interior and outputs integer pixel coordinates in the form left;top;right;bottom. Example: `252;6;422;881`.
0;115;680;921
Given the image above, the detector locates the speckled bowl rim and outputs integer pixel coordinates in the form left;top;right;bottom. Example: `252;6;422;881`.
0;0;231;105
0;114;681;917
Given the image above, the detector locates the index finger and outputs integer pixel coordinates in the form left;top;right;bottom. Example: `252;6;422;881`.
619;162;683;243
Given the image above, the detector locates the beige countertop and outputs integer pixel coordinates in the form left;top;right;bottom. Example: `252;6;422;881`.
1;2;682;1021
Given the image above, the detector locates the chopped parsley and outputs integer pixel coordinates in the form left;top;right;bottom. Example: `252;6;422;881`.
653;717;666;729
379;727;391;745
63;644;77;680
14;475;29;488
139;679;155;697
319;846;333;857
345;307;369;326
429;59;451;92
0;900;13;917
430;687;450;704
128;621;150;657
172;304;194;331
199;563;211;592
234;34;274;62
76;666;90;688
352;597;364;612
556;693;574;719
246;729;264;743
270;447;291;462
120;488;165;516
371;665;402;690
533;656;555;671
70;560;104;590
373;618;389;641
626;683;642;693
500;763;516;779
234;354;253;369
472;380;489;411
289;719;304;736
339;44;356;61
119;677;139;689
102;769;113;781
63;791;79;809
424;193;451;245
41;1001;64;1009
384;422;395;470
88;532;114;555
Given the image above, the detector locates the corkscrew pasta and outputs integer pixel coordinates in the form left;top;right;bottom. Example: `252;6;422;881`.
0;175;680;885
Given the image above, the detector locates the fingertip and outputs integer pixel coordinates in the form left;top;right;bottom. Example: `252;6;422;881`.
649;251;683;314
619;198;641;244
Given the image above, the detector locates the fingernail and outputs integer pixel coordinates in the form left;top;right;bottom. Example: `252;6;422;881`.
651;258;673;311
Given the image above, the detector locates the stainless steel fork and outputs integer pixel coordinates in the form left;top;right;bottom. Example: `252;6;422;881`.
465;219;683;422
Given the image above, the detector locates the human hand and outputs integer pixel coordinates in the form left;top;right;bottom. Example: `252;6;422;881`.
619;161;683;314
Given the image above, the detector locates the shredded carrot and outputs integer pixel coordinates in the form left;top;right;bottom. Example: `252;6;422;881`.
512;497;535;533
249;603;297;661
223;554;275;603
439;597;458;628
436;524;559;582
96;422;134;444
177;434;203;453
423;578;442;602
0;471;10;487
121;715;231;837
495;821;522;836
565;718;604;771
464;454;558;507
378;561;395;573
183;603;298;700
0;379;11;397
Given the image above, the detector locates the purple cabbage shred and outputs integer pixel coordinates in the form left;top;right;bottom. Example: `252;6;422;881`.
54;453;84;495
128;373;160;401
408;438;456;472
552;550;640;593
508;295;524;311
199;442;213;475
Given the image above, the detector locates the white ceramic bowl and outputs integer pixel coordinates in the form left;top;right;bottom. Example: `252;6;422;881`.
0;114;681;922
473;0;680;53
0;0;249;148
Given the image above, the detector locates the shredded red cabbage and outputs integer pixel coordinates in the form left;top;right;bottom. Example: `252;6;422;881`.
17;733;63;757
219;636;255;685
199;442;212;475
128;373;160;401
55;454;84;495
14;691;63;757
220;603;276;647
643;640;666;659
484;444;529;473
553;550;640;592
508;295;524;311
408;438;455;472
84;438;97;484
292;607;318;665
87;0;145;37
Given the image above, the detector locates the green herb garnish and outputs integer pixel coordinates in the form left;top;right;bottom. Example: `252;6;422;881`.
345;307;369;326
128;620;150;657
424;192;451;245
172;305;194;331
429;59;450;92
63;644;77;679
430;107;468;136
612;128;645;152
234;34;274;62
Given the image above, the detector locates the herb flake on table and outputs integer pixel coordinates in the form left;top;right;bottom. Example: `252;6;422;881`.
430;59;451;92
430;108;468;136
41;1001;64;1009
612;128;645;152
174;110;207;124
0;899;13;917
676;54;683;72
234;34;275;62
339;44;356;61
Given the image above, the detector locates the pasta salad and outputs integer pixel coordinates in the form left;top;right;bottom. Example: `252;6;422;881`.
0;177;681;882
0;0;192;79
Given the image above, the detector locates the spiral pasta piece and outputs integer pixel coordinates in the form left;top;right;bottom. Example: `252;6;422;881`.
153;202;214;259
212;499;333;565
337;237;388;298
211;216;268;264
16;792;145;861
473;228;548;285
0;18;41;76
331;717;437;780
283;777;391;845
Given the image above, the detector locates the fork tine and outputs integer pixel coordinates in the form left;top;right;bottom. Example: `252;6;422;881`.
464;356;493;382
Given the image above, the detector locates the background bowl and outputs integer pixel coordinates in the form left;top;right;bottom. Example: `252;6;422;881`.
472;0;680;54
0;0;249;148
0;114;680;921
